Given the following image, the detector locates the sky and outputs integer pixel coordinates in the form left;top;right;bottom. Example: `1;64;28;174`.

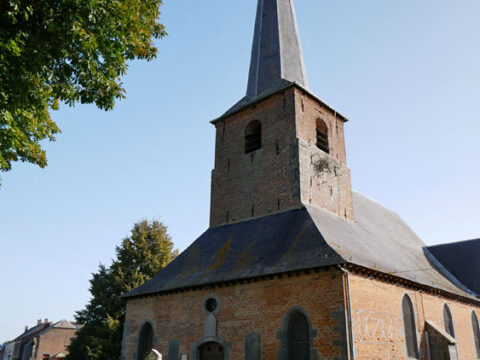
1;0;479;342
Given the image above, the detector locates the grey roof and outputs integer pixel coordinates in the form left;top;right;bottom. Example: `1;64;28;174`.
213;1;347;123
216;0;307;120
13;323;50;341
50;320;79;330
247;0;308;98
427;239;480;296
125;192;476;300
213;80;348;123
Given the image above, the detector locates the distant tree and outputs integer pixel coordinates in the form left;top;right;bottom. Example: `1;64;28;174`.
66;219;178;360
0;0;167;177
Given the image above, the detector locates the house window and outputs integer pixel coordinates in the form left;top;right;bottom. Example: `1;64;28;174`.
287;311;310;360
137;322;154;360
443;304;455;338
402;295;419;358
245;120;262;153
316;119;329;154
472;311;480;359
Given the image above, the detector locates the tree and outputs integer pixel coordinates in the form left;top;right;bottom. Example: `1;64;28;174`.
66;219;178;360
0;0;166;176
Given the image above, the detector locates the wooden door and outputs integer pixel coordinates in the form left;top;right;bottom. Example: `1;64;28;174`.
199;342;224;360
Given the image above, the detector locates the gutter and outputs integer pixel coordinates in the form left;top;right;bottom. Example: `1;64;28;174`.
339;265;355;360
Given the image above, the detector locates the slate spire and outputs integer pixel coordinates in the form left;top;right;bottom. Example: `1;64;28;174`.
246;0;308;98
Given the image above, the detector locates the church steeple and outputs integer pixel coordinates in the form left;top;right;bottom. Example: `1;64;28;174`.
210;1;353;227
246;0;308;98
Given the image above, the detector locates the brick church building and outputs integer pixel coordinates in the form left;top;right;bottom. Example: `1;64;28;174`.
122;1;480;359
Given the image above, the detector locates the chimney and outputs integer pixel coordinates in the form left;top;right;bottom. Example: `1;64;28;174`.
37;319;42;326
44;319;48;324
24;326;28;332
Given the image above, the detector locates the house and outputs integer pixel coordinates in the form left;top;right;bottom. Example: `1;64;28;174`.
7;320;79;360
12;320;51;360
2;341;15;360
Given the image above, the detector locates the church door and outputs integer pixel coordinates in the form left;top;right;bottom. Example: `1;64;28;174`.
199;342;224;360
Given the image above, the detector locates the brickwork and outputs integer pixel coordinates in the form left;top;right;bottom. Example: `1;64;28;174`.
293;88;347;165
211;88;300;227
35;328;77;360
210;86;353;227
348;272;480;360
294;88;353;220
123;269;347;360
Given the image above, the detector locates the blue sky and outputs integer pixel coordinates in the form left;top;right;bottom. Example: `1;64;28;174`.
1;0;479;342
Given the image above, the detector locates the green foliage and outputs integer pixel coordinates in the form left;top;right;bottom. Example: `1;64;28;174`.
0;0;166;174
66;219;178;360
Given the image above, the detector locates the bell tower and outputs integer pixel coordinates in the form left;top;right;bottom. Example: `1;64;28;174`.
210;0;353;227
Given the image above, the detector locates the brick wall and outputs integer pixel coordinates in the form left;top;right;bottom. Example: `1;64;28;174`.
123;269;347;360
210;88;301;227
210;85;353;227
294;88;353;221
35;328;77;360
348;272;480;360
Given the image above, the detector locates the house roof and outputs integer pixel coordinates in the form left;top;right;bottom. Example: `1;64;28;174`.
51;320;78;329
13;323;50;341
35;320;81;338
125;192;476;301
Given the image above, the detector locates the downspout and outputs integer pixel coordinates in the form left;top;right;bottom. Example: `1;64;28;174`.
339;265;355;360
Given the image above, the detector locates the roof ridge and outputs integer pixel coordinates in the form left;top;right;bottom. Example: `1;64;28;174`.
428;237;480;247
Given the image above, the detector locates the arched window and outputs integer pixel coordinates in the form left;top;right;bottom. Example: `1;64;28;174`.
137;322;154;360
245;120;262;154
443;304;455;338
287;311;310;360
316;119;329;154
472;311;480;359
402;295;419;358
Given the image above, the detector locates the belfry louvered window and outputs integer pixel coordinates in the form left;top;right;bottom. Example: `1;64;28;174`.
402;295;419;358
137;322;154;360
472;311;480;359
245;120;262;154
444;304;456;338
316;119;329;154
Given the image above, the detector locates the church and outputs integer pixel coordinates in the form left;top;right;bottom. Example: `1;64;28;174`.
121;1;480;359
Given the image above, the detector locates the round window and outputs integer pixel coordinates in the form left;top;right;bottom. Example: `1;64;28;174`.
205;298;218;313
